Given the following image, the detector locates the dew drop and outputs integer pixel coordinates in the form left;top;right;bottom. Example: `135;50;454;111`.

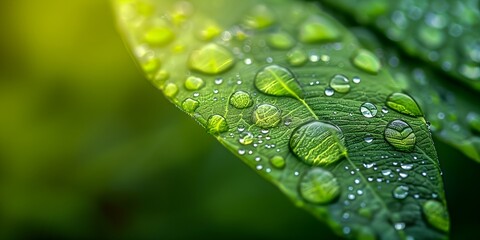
188;43;235;74
364;134;373;143
243;5;275;29
386;92;423;117
401;163;414;170
299;168;340;204
229;91;253;109
207;115;228;135
352;76;361;84
360;102;378;118
352;49;381;74
290;121;346;166
269;155;286;169
239;132;254;145
181;98;199;114
459;63;480;80
267;31;295;50
384;120;416;152
164;83;178;98
382;169;392;176
394;222;406;230
254;65;304;98
417;24;446;49
144;26;175;46
197;20;221;41
393;185;409;199
324;88;334;96
299;15;340;43
422;200;449;232
287;48;308;66
184;76;205;91
252;104;282;128
330;74;351;93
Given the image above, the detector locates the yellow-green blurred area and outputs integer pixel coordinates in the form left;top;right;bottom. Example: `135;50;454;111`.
1;0;479;239
0;0;337;239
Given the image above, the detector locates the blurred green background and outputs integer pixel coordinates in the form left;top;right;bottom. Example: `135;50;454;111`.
0;0;479;239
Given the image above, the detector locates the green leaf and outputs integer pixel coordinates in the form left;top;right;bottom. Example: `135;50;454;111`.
113;0;449;239
321;0;480;91
351;27;480;162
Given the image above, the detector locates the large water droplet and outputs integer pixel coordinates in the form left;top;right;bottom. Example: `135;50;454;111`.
299;168;340;204
164;83;178;98
188;43;235;74
184;76;205;91
422;200;449;232
384;120;416;152
386;93;423;117
287;48;308;66
243;5;275;29
239;131;254;145
144;26;175;46
269;155;286;169
181;98;199;113
360;102;378;118
290;121;346;166
254;65;304;98
393;185;409;199
352;49;381;74
229;91;253;109
330;74;351;93
268;31;295;50
252;104;282;128
299;15;340;43
207;115;228;135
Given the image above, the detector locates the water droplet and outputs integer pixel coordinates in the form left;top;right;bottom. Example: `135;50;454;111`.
467;112;480;133
382;106;389;114
181;98;199;113
290;121;346;166
364;134;373;143
244;58;252;65
197;20;221;41
184;76;205;91
422;200;449;232
386;93;423;117
287;48;308;66
243;5;275;29
229;91;253;109
238;149;246;155
352;49;381;74
352;76;361;84
256;164;263;170
329;74;351;93
382;169;392;176
239;132;254;145
324;88;334;96
252;104;282;128
207;115;228;135
394;222;406;230
144;26;175;46
417;24;445;49
384;120;416;152
401;163;414;170
299;16;340;43
188;43;235;74
268;31;295;50
254;65;303;98
299;168;340;204
164;83;178;98
459;63;480;80
393;185;409;199
360;102;378;118
269;155;285;169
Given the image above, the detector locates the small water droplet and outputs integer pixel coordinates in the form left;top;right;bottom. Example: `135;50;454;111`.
384;119;416;152
181;98;199;114
267;31;294;50
244;58;253;65
188;43;235;74
184;76;205;91
207;115;228;135
287;48;308;66
330;74;351;93
325;88;334;96
252;104;282;128
256;164;263;170
364;134;373;143
229;91;253;109
394;222;406;230
360;102;378;118
386;92;423;117
290;121;346;166
352;76;361;84
243;5;275;29
239;132;254;145
401;163;414;170
299;16;340;43
144;26;175;46
393;185;409;199
382;169;392;176
164;83;178;98
299;168;340;204
352;49;381;74
269;155;286;169
417;24;445;49
238;149;246;155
